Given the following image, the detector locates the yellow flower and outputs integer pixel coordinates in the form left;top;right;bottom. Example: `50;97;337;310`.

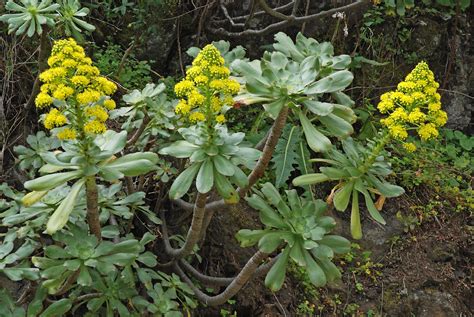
380;92;393;101
76;65;100;76
44;109;67;130
192;45;224;70
216;114;226;123
174;80;195;97
224;79;240;95
189;112;206;122
40;83;56;93
85;105;109;122
52;85;74;100
103;99;116;110
84;120;107;134
223;95;234;106
377;100;394;113
95;77;117;95
187;91;205;107
403;142;417;152
175;100;191;115
397;81;416;93
35;93;53;108
62;59;78;68
388;124;408;140
432;110;447;127
389;107;408;122
57;128;77;140
77;90;101;105
185;66;202;80
428;102;441;112
211;97;222;112
194;75;209;86
417;123;438;141
47;55;61;67
410;91;425;103
71;75;90;86
407;109;426;124
209;65;230;78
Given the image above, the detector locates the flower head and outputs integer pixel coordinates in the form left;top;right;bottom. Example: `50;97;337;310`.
174;44;238;125
36;38;117;137
378;61;447;149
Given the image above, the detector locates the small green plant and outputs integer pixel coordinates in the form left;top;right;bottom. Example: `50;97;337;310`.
296;300;316;316
93;42;153;89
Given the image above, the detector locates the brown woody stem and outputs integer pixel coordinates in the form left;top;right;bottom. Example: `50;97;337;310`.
239;106;289;198
85;176;101;240
165;192;208;260
174;250;269;306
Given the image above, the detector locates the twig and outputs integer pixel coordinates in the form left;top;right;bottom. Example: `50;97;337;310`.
214;1;295;23
220;1;245;28
301;0;310;33
158;3;211;21
115;42;135;79
176;18;185;77
257;0;293;21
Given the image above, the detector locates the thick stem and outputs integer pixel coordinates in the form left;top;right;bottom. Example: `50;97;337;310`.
197;208;214;244
85;176;101;240
174;250;269;306
165;192;208;260
239;106;289;198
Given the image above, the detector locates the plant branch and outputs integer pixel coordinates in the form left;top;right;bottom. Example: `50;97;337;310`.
257;0;293;20
214;1;295;23
174;250;269;306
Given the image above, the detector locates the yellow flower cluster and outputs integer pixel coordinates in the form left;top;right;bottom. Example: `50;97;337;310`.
35;38;117;140
174;44;239;124
377;61;447;148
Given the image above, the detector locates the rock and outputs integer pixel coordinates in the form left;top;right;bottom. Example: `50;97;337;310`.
443;15;473;132
358;211;404;258
395;289;463;317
